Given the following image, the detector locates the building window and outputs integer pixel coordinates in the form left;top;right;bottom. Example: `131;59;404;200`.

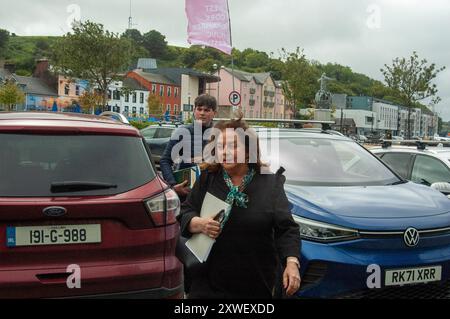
113;90;120;100
168;87;171;97
152;84;156;94
64;84;69;95
166;104;171;112
132;107;137;115
75;85;80;96
125;94;129;102
140;92;144;104
175;88;178;97
132;92;137;103
174;105;178;113
160;86;164;97
124;106;129;113
139;107;144;114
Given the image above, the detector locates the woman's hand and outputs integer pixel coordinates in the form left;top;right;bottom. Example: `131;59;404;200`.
283;262;301;296
189;217;221;239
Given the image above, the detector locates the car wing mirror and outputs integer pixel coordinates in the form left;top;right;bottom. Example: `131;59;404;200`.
431;182;450;196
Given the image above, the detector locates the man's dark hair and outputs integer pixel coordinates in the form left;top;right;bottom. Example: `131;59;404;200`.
194;94;217;111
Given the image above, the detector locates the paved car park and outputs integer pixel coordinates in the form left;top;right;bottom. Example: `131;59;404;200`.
2;112;450;299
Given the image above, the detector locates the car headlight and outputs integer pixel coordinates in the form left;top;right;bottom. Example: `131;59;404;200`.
292;215;359;242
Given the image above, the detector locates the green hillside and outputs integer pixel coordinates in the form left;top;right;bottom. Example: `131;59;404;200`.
0;32;432;114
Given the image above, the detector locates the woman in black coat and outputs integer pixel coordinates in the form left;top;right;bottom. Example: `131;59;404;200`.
178;116;301;299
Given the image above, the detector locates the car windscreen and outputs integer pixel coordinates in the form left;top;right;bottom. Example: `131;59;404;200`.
0;134;156;197
263;137;400;186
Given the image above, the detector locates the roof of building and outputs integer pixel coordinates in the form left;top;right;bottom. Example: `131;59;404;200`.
0;68;12;82
12;75;58;96
222;67;272;85
143;68;220;85
122;77;149;91
137;58;158;70
132;69;177;86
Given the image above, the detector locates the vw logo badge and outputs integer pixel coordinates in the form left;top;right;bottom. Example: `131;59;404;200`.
43;206;67;217
404;227;420;247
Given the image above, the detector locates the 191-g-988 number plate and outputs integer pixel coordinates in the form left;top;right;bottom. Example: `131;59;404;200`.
6;224;101;247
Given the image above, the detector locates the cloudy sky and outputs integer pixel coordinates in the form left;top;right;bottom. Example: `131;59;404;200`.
1;0;449;119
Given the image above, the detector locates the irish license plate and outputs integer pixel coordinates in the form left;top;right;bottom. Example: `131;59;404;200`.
385;265;442;286
6;224;101;247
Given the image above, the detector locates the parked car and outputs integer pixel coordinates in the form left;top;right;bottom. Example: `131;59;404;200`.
258;129;450;298
350;134;368;143
141;123;178;167
371;144;450;193
366;133;384;144
0;112;183;298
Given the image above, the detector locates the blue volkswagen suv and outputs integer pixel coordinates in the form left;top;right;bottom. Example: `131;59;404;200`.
260;129;450;298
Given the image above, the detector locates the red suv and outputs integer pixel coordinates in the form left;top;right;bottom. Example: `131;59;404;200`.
0;112;183;298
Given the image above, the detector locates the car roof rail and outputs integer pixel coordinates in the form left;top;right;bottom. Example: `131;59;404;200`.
382;139;450;150
99;111;130;125
213;118;335;130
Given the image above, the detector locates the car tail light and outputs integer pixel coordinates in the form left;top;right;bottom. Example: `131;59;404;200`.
145;189;180;226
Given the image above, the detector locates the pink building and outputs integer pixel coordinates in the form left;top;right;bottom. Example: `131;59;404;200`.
208;67;273;118
209;67;287;119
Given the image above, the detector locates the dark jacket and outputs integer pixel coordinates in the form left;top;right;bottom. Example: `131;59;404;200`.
178;168;301;299
160;123;213;186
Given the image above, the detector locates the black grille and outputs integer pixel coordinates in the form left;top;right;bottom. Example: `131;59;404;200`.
300;261;328;290
337;280;450;299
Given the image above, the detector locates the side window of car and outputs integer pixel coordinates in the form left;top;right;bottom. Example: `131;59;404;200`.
411;155;450;186
380;153;412;179
154;128;175;139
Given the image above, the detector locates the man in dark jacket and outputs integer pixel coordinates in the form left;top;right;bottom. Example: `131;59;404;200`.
160;94;217;198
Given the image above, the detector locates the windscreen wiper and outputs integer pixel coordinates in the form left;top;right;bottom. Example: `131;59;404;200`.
51;181;118;193
390;180;408;185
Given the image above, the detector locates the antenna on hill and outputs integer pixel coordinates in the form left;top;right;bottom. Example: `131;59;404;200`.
128;0;137;30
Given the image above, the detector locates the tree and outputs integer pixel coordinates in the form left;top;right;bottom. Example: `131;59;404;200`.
147;94;163;117
121;29;143;45
0;29;10;57
0;81;25;111
381;51;446;138
193;58;219;73
52;21;133;111
78;91;103;114
142;30;168;59
280;48;320;117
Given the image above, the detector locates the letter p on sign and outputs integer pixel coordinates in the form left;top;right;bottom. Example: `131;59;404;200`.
229;91;241;106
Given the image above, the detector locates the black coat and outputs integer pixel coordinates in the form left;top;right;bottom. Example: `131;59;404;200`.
178;168;301;299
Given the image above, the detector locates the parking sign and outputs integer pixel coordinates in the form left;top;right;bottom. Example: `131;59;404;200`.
229;91;241;106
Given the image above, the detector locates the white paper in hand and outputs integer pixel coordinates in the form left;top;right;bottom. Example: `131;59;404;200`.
185;192;231;262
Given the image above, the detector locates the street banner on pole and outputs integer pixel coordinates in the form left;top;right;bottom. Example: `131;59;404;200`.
186;0;232;55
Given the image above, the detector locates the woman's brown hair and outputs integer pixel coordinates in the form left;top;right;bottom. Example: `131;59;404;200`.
201;111;267;173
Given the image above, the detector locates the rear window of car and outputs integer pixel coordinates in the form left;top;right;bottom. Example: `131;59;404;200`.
0;134;156;197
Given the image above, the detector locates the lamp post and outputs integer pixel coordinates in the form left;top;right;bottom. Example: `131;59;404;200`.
188;92;191;122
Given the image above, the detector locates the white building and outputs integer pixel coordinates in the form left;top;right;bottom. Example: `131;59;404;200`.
341;109;378;135
372;100;398;133
107;78;149;117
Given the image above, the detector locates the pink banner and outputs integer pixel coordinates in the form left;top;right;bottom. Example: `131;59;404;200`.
186;0;232;55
